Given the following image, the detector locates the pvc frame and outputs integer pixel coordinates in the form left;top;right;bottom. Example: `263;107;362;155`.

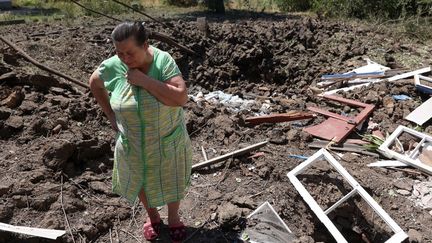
378;125;432;175
287;149;408;243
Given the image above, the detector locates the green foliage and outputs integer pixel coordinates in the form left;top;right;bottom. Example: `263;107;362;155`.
270;0;432;19
79;0;135;16
10;0;137;19
274;0;311;12
361;134;385;152
163;0;197;7
311;0;432;19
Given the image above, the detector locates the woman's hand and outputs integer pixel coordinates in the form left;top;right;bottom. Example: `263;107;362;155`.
126;69;146;87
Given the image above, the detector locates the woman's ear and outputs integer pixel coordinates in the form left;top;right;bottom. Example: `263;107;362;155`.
142;42;149;49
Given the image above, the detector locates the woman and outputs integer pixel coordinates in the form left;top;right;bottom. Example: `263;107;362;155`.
89;21;192;242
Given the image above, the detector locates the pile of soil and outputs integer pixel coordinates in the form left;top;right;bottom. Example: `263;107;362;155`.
1;12;432;243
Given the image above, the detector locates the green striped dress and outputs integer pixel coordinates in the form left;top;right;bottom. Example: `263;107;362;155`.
97;46;192;208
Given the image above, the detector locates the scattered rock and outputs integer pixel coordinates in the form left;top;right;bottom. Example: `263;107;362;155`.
268;129;287;145
50;87;67;95
408;229;423;243
5;115;24;129
218;202;247;229
231;195;257;209
394;179;413;191
42;140;76;170
12;195;27;208
286;129;299;141
294;236;314;243
258;166;270;179
0;90;24;108
208;190;223;201
80;224;98;240
30;170;46;183
60;195;86;214
396;189;411;196
383;96;395;113
39;212;62;229
31;194;58;211
68;101;87;121
29;117;51;135
29;74;60;89
364;91;379;103
0;203;14;222
18;100;39;114
211;212;218;221
0;107;12;120
76;139;111;160
89;181;112;195
0;182;13;196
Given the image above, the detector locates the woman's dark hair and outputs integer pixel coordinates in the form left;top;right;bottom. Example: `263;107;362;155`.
111;21;150;45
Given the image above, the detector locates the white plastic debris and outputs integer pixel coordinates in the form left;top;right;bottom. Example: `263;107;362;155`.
0;223;66;240
189;91;271;114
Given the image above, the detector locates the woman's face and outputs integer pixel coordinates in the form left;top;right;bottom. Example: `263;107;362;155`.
114;37;148;68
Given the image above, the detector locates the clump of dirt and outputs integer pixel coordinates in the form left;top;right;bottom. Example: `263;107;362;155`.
1;12;432;242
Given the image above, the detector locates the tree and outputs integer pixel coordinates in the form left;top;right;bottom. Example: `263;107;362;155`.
207;0;225;13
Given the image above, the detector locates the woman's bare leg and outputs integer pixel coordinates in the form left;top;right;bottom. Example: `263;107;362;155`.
138;188;160;222
167;201;181;226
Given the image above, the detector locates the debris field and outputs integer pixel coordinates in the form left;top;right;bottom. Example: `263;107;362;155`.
1;12;432;243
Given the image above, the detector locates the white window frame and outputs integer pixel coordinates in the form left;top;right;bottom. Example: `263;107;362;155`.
287;148;408;243
378;125;432;175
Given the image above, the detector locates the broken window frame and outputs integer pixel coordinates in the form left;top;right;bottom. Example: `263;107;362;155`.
414;74;432;94
287;148;408;243
247;201;293;234
378;125;432;175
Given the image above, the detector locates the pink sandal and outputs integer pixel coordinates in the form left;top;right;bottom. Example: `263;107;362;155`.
143;219;162;241
169;222;187;243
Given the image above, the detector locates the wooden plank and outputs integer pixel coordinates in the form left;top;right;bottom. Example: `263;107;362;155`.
323;95;371;108
308;140;379;157
192;141;268;171
303;118;355;143
307;107;354;123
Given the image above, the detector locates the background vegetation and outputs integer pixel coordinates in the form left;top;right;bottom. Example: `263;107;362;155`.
6;0;432;20
2;0;432;34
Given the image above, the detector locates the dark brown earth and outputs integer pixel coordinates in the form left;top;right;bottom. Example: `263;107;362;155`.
1;11;432;243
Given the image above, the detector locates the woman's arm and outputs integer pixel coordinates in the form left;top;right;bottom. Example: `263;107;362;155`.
126;69;188;107
89;70;118;131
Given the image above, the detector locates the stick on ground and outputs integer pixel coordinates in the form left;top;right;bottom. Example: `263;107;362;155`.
61;176;76;243
192;141;268;171
0;36;89;90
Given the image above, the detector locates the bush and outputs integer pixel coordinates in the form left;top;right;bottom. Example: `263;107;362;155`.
163;0;198;7
80;0;134;16
311;0;432;19
274;0;311;12
272;0;432;19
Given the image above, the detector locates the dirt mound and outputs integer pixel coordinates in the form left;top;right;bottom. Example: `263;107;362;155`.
1;13;432;242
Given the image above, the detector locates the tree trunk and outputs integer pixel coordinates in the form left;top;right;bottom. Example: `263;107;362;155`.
208;0;225;13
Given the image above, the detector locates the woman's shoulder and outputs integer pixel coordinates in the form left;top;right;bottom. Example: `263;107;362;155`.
151;46;172;62
100;55;127;74
101;55;123;67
